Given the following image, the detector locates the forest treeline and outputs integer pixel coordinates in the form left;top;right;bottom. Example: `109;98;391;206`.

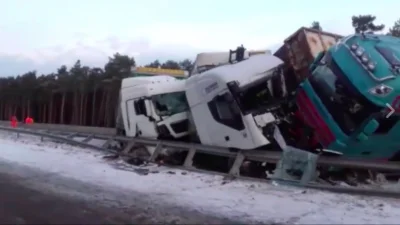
2;15;400;128
0;55;194;128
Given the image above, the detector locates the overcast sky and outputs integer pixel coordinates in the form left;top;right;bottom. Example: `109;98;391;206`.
0;0;399;76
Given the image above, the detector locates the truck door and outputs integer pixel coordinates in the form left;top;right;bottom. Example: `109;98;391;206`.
364;114;400;158
125;99;139;136
125;98;157;138
344;112;400;160
207;91;253;149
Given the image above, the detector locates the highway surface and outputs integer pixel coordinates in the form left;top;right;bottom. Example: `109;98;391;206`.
0;161;238;224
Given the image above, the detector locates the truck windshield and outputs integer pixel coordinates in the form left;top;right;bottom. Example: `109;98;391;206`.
237;82;274;115
152;92;189;116
233;70;283;115
308;53;380;135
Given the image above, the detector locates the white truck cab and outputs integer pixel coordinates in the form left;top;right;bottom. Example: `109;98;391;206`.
191;49;271;75
117;75;191;141
185;48;285;150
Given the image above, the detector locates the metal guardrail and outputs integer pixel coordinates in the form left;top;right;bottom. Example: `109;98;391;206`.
2;119;400;172
1;125;400;199
89;134;400;172
0;121;115;135
0;126;117;153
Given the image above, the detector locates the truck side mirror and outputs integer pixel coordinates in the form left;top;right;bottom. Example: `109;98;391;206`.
356;119;379;141
363;119;379;135
356;132;368;141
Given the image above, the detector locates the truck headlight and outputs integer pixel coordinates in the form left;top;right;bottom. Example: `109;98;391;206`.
367;62;376;70
369;84;393;97
361;54;369;63
355;48;364;56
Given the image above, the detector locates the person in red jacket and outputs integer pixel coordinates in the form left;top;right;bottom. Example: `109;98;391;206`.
10;116;17;128
25;116;34;125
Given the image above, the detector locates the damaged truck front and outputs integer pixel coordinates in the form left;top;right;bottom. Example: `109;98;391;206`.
274;27;400;161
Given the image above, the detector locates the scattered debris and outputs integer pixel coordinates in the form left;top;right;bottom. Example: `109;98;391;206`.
103;154;119;160
134;168;149;176
125;157;146;166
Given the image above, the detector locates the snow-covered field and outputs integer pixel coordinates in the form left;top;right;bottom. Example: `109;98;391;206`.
0;131;399;224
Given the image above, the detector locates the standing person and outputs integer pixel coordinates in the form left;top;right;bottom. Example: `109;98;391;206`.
28;116;34;124
25;116;34;125
10;116;17;128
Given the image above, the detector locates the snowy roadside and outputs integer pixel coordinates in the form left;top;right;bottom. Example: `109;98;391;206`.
0;131;399;224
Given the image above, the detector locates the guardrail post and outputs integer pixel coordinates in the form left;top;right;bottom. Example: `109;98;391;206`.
66;132;78;139
122;141;136;155
148;142;163;162
228;152;245;177
183;147;196;168
102;138;113;148
82;134;94;143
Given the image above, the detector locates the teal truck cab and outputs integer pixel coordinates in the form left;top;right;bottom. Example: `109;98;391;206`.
271;27;400;160
296;33;400;160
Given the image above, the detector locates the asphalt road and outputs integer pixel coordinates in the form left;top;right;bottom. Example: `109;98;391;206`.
0;161;239;224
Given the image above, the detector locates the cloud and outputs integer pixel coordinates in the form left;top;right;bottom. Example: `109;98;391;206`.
2;0;399;76
0;37;149;76
0;44;283;77
0;54;36;76
0;34;280;76
0;8;301;76
0;26;288;76
0;8;395;77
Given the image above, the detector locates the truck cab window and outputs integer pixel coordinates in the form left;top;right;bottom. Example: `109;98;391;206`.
376;46;400;67
308;53;380;135
134;99;146;115
151;92;189;116
208;92;245;130
233;69;282;115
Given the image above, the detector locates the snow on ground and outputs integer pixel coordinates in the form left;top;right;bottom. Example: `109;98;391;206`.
0;131;400;224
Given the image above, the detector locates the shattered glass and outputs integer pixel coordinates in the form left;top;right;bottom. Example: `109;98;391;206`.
272;126;319;184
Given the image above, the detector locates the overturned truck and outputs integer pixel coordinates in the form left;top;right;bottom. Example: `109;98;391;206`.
273;27;400;161
115;26;400;178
